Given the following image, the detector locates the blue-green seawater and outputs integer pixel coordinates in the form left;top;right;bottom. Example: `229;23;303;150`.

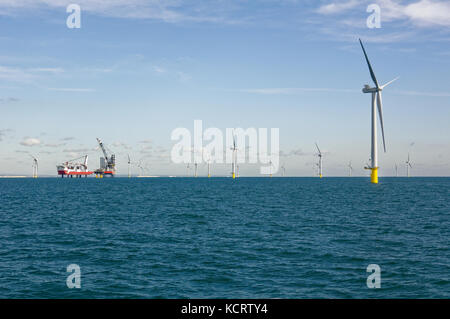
0;177;449;298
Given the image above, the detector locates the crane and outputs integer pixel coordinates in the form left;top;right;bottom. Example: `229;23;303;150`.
95;138;116;177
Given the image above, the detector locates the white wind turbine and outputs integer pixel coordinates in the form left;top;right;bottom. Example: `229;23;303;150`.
406;153;412;177
268;160;273;177
348;161;353;177
360;38;398;184
395;163;398;177
315;142;323;178
281;164;286;177
30;154;38;178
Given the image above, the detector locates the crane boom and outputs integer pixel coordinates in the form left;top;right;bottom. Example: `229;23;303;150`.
96;138;109;162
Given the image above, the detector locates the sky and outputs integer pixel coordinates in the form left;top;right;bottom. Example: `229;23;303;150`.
0;0;449;177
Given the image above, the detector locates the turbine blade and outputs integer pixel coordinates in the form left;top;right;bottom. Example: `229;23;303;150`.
381;77;399;89
376;91;387;152
315;142;321;155
359;39;379;88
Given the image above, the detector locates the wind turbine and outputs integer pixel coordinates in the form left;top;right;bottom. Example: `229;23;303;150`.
359;38;398;184
30;155;38;178
137;161;144;177
395;163;398;177
186;163;191;177
315;142;323;178
127;154;131;178
268;160;273;177
203;148;212;178
230;131;238;179
281;164;286;177
348;161;353;177
406;153;412;177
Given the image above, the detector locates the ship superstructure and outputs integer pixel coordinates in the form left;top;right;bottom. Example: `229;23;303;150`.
57;155;92;178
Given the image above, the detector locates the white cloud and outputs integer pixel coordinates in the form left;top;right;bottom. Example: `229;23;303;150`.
20;137;41;146
318;0;450;27
317;0;360;15
388;0;450;27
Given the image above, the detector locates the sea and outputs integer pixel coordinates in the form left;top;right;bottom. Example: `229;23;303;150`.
0;177;449;298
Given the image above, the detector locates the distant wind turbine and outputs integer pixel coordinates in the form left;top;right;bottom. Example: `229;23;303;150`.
315;142;323;178
359;38;398;184
230;131;238;179
348;161;353;177
30;155;38;178
127;154;131;178
186;163;191;177
406;153;412;177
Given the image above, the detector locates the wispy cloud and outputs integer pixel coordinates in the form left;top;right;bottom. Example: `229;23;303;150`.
0;128;12;141
0;0;248;24
317;0;360;15
29;67;64;74
47;87;96;92
236;87;450;97
236;87;357;95
44;143;66;148
392;90;450;97
0;65;34;82
0;97;19;103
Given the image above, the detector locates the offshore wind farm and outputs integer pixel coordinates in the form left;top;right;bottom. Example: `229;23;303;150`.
0;0;449;302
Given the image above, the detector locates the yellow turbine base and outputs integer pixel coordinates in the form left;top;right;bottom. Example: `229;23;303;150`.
232;173;235;179
319;174;322;178
371;167;378;184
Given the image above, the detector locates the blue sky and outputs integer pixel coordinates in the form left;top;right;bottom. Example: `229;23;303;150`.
0;0;449;176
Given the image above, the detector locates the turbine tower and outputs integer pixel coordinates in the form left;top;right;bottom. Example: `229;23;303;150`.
186;163;191;177
359;38;398;184
395;163;398;177
281;164;286;177
207;160;211;178
315;142;323;178
269;160;273;177
406;153;412;177
230;131;238;179
348;161;353;177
